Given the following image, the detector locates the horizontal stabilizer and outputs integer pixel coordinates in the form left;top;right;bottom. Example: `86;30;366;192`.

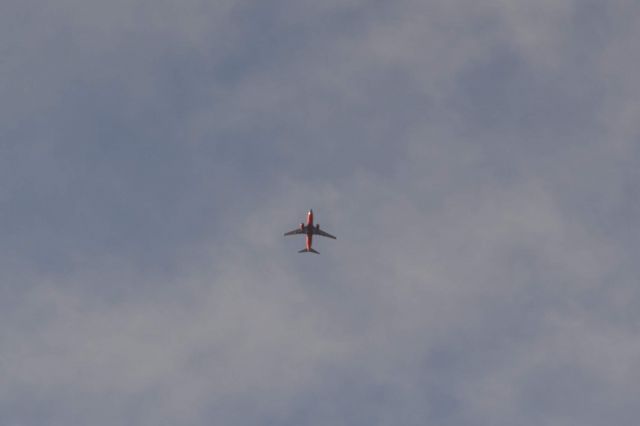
298;248;319;254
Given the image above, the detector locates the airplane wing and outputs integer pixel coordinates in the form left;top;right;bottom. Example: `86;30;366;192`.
312;227;336;239
284;227;305;236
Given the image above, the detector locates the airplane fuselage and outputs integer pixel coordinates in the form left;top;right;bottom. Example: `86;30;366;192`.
305;210;314;250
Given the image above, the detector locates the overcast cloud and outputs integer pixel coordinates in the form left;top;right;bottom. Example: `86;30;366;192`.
1;0;640;425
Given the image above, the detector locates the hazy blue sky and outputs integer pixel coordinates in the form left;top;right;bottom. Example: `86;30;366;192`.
2;1;640;425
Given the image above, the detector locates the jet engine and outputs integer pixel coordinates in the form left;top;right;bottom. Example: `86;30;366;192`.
316;223;320;229
300;223;305;230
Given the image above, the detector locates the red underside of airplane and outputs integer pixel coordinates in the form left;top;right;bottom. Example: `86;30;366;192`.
283;209;336;254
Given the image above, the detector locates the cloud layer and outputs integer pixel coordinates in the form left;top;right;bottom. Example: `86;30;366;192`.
2;1;640;425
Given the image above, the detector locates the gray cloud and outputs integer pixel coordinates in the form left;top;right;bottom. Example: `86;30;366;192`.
2;0;640;425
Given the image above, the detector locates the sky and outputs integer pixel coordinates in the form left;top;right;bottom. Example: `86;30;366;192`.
2;0;640;425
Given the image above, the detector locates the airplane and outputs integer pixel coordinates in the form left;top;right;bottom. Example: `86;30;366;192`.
284;209;336;254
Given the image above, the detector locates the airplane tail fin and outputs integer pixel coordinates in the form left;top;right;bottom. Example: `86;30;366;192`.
298;248;319;254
